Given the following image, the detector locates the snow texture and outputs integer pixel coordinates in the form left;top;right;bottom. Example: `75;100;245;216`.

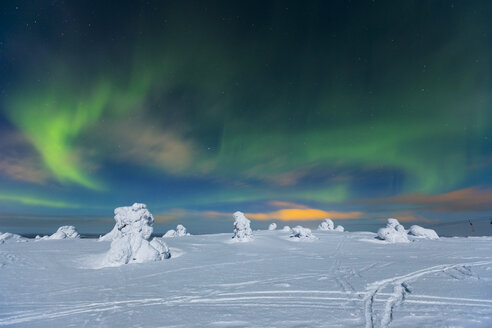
0;232;27;244
1;230;492;327
290;226;316;240
281;225;292;232
318;218;335;231
377;218;410;243
268;223;277;230
99;203;171;267
231;211;253;242
408;225;439;240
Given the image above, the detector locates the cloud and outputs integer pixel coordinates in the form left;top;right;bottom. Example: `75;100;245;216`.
268;201;308;209
0;131;49;184
99;118;196;173
245;208;363;221
366;187;492;212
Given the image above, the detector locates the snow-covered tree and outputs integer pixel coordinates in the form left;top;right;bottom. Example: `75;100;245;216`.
102;203;171;266
232;211;253;242
268;223;277;230
282;225;292;232
318;218;334;231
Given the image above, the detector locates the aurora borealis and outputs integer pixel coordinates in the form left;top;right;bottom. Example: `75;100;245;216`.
0;1;491;234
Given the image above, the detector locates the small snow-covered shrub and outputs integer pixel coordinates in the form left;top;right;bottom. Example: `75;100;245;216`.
334;225;345;232
318;219;334;231
0;232;27;244
163;224;190;238
268;223;277;230
282;226;292;232
408;225;439;240
290;226;316;240
232;211;253;242
101;203;171;266
377;218;409;243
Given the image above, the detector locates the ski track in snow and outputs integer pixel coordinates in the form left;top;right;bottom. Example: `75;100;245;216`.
363;260;492;328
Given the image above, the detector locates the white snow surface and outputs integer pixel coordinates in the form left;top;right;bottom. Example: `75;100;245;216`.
1;231;492;327
231;211;253;242
281;225;291;232
408;225;439;240
95;203;170;267
377;219;410;243
98;225;120;241
268;223;277;230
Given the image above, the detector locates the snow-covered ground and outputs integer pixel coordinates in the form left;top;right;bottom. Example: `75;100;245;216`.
1;230;491;327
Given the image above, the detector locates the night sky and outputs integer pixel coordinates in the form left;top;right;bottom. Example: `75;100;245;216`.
1;1;491;235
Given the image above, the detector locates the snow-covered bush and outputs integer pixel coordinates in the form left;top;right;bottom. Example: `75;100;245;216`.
232;211;253;242
163;224;190;238
408;225;439;240
101;203;171;266
334;225;345;232
268;223;277;230
290;226;316;240
282;226;292;232
318;219;334;231
377;218;409;243
0;232;27;244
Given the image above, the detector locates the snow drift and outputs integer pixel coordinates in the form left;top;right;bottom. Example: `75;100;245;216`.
99;203;171;267
268;223;277;230
163;224;190;238
408;225;439;240
232;211;253;242
377;218;409;243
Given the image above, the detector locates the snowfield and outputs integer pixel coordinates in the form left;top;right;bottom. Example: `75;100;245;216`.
1;230;491;327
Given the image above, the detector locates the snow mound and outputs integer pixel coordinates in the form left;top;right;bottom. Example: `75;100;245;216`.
163;224;190;238
377;218;409;243
268;223;277;230
99;203;171;267
408;225;439;240
232;211;253;242
0;232;27;244
281;226;292;232
334;225;345;232
290;226;316;240
318;219;334;231
50;226;80;239
37;226;80;240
